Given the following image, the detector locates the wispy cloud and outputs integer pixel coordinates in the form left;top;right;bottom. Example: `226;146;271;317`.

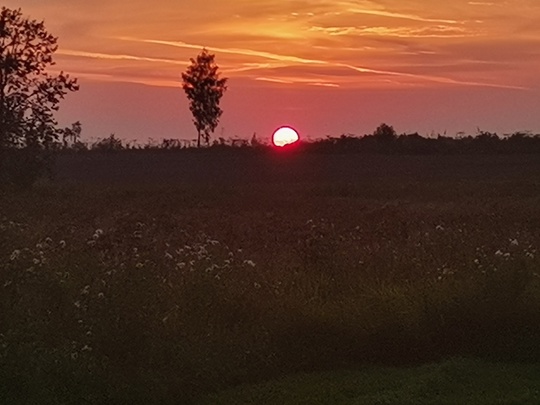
57;50;188;66
309;25;481;38
117;36;525;90
345;7;459;24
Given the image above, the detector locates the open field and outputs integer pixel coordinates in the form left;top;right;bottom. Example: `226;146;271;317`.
1;151;540;403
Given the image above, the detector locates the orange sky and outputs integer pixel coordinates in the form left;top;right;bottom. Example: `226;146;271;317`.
6;0;540;141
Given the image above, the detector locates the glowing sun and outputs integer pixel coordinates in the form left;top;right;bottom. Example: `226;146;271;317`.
272;126;300;147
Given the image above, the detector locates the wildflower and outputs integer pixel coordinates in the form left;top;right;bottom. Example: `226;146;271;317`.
244;260;256;267
495;250;503;256
81;345;92;352
71;353;78;360
87;240;96;247
164;252;173;260
503;252;511;258
133;231;142;239
209;239;219;246
33;258;41;265
10;249;21;261
59;240;66;249
95;229;104;237
435;225;444;231
254;282;261;289
81;285;90;295
44;237;53;244
74;301;81;308
136;262;144;269
36;243;43;250
97;292;105;299
176;262;186;269
526;252;535;259
510;239;519;246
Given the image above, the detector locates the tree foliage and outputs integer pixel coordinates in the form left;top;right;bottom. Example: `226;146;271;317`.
373;123;397;141
0;7;78;185
181;48;227;147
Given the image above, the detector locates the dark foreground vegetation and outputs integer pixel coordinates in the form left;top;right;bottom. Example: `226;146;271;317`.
1;151;540;403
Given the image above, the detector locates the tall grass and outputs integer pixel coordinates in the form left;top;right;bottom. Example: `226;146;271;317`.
1;155;539;403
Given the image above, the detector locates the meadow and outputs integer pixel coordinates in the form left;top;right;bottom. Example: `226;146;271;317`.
1;150;540;404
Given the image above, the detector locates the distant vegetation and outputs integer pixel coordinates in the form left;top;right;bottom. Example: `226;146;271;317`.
55;123;540;155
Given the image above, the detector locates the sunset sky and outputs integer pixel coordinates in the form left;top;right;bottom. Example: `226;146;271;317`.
6;0;540;142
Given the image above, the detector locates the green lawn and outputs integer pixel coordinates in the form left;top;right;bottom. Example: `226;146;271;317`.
196;358;540;405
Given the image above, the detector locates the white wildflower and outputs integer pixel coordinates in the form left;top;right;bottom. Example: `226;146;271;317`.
44;237;53;244
164;252;173;260
510;239;519;246
136;262;144;269
435;225;444;231
95;229;104;236
81;285;90;295
176;262;186;269
33;258;41;265
97;292;105;299
87;240;96;247
10;249;21;261
81;345;92;352
209;239;219;246
495;250;503;256
59;240;66;249
244;260;256;267
74;300;81;308
503;252;511;258
254;282;261;289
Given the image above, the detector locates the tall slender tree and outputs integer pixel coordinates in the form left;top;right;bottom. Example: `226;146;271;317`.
181;49;227;147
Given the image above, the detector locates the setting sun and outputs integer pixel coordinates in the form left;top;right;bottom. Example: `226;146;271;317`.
272;126;299;147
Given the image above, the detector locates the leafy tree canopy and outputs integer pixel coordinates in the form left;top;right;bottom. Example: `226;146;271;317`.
0;7;78;151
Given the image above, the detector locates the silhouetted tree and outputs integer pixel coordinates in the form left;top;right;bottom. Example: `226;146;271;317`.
0;7;79;186
373;123;397;141
93;133;123;151
181;49;227;147
62;121;82;148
